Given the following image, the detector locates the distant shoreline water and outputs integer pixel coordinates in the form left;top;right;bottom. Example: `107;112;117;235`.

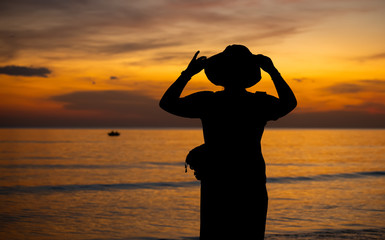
1;170;384;194
265;228;385;240
1;127;385;129
1;129;384;239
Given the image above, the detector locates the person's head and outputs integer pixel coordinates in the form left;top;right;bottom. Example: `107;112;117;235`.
204;45;261;89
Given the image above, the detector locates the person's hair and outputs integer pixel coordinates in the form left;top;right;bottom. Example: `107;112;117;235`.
204;45;261;88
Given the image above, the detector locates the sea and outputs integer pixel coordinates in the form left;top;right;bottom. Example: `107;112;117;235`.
0;128;384;240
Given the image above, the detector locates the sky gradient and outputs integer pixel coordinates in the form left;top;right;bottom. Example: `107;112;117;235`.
1;0;385;128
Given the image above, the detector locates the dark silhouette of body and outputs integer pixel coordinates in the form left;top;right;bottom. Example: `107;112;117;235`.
160;45;297;239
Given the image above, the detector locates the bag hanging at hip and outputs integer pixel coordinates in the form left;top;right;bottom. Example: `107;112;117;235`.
185;144;209;180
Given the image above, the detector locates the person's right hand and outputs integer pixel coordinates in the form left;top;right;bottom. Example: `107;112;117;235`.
184;51;207;77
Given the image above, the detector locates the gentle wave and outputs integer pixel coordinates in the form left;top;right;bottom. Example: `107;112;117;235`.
142;161;184;166
0;140;76;144
110;227;385;240
267;171;385;183
0;164;132;169
1;171;384;194
0;162;184;169
0;181;200;194
265;227;385;240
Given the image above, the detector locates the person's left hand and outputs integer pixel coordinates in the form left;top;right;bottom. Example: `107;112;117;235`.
254;54;279;75
184;51;207;76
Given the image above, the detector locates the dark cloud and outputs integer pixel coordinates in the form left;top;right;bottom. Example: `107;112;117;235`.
359;79;385;85
322;80;385;94
355;52;385;62
52;90;156;114
110;76;118;80
50;90;199;127
267;110;385;128
345;102;385;113
0;65;51;77
293;77;307;83
1;89;384;127
2;102;384;128
322;83;363;94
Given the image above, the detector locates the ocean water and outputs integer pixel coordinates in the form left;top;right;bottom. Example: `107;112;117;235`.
0;128;384;240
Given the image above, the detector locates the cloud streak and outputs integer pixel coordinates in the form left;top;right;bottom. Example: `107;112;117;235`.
0;65;51;77
355;52;385;62
1;0;381;61
52;90;157;114
322;79;385;94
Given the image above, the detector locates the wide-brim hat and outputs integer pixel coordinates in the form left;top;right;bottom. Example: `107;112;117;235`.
204;45;261;88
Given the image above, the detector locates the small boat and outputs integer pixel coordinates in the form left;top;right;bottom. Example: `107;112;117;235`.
108;131;120;136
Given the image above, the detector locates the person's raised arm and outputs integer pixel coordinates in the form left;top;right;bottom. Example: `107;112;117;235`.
159;51;207;115
257;55;297;117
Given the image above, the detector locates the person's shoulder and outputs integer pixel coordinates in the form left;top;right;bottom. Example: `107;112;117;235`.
199;91;215;95
253;91;269;98
190;91;215;97
186;91;214;95
184;91;214;100
253;91;267;95
253;91;279;102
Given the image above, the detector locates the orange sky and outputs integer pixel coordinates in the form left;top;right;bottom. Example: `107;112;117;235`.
1;0;385;127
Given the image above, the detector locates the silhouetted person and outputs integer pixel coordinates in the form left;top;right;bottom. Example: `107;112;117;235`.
160;45;297;239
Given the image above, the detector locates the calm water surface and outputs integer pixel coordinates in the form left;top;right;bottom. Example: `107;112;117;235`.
0;129;384;239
